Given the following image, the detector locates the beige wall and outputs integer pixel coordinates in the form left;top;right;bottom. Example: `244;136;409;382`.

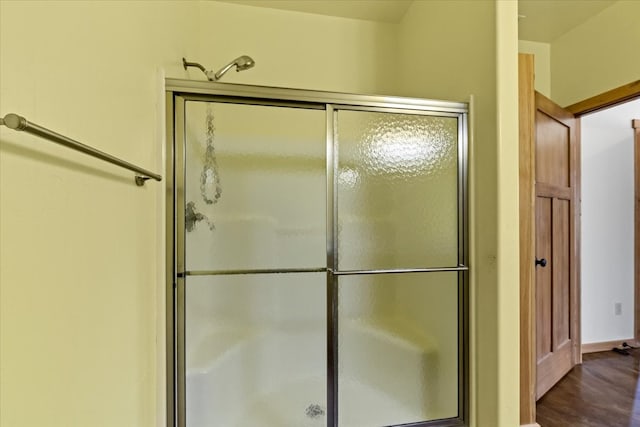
551;0;640;106
0;2;197;426
397;1;519;425
519;1;639;106
0;2;395;426
0;1;520;426
196;1;398;95
495;4;520;425
518;39;551;98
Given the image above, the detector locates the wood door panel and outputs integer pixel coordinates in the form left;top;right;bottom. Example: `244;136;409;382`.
535;110;570;188
536;182;572;200
536;196;552;360
534;92;579;401
537;339;573;399
553;199;571;348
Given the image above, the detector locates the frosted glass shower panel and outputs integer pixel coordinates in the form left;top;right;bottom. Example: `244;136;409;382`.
336;110;459;270
185;273;327;427
185;101;326;271
337;272;460;425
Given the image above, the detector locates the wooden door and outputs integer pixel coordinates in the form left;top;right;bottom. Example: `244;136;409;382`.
535;92;580;399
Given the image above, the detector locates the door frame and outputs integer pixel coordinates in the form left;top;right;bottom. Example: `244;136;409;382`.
519;67;640;425
518;53;537;425
518;53;583;424
567;82;640;351
634;118;640;345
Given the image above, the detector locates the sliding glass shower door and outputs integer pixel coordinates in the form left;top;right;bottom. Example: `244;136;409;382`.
167;83;468;427
182;101;327;427
334;109;463;426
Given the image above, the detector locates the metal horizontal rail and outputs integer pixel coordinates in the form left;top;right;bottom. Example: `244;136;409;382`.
165;78;469;114
182;267;327;276
181;266;469;277
0;113;162;186
332;266;469;275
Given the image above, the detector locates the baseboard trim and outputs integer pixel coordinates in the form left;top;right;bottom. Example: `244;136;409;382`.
581;338;636;354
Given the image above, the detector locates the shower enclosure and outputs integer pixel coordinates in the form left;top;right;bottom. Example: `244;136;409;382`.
166;79;469;427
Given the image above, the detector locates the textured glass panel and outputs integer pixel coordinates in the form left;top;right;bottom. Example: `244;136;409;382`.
185;273;327;427
338;272;459;426
336;110;458;270
185;101;326;271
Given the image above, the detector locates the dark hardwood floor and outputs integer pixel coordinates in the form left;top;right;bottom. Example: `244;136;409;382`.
537;348;640;427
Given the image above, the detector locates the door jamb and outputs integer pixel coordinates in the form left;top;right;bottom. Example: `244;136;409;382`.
519;76;640;426
634;119;640;345
518;53;536;426
565;80;640;116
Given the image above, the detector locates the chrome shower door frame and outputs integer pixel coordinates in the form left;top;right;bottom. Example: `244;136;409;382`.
165;78;469;427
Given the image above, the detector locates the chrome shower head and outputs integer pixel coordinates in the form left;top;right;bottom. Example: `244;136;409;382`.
182;55;256;82
209;55;255;81
233;55;255;71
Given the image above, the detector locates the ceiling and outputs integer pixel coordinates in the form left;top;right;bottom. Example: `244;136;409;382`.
216;0;413;23
216;0;617;43
518;0;616;42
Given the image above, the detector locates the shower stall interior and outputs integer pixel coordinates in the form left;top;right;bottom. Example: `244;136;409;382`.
166;79;469;427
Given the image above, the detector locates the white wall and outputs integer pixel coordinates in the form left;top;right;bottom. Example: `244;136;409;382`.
518;40;551;98
581;98;640;344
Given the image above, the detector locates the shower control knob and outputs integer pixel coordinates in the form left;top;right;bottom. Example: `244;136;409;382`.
535;258;547;267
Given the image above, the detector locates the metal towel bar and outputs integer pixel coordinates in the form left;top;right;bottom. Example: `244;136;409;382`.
0;113;162;186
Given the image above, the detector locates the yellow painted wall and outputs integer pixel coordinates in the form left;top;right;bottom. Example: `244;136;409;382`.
0;1;520;426
0;2;197;426
397;1;519;425
551;0;640;106
195;1;398;94
0;1;397;426
496;3;520;425
518;40;551;98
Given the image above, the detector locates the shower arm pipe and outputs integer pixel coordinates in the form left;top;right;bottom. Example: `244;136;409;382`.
0;113;162;186
182;58;207;75
183;58;219;81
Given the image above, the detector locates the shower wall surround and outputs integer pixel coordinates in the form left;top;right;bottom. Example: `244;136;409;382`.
167;80;468;427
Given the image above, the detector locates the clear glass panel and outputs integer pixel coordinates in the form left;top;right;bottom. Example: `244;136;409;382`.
184;101;326;271
338;272;459;426
336;110;459;270
185;273;327;427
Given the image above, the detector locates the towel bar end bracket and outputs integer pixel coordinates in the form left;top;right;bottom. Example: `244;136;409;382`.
135;175;152;186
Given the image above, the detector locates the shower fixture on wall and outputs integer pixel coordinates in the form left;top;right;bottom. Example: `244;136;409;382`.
182;55;255;81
